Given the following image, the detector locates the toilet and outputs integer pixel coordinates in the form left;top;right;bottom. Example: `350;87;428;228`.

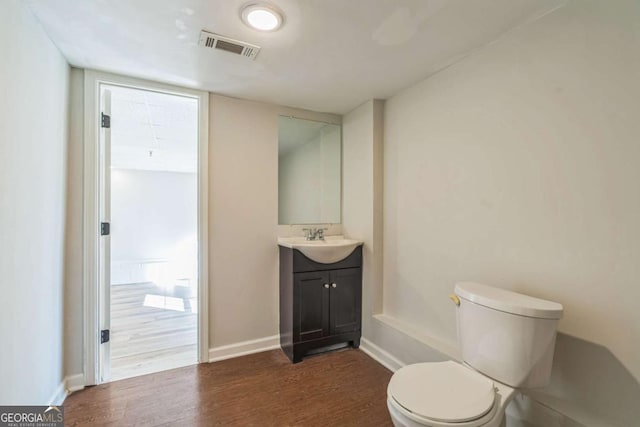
387;282;563;427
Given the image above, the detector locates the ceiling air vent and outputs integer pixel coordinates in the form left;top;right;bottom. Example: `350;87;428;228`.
198;30;260;60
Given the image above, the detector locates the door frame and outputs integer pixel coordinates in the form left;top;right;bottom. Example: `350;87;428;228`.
83;70;209;385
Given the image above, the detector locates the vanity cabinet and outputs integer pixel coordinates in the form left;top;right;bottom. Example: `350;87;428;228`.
279;245;362;363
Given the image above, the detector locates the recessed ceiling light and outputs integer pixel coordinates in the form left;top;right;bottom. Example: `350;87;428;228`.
241;4;284;32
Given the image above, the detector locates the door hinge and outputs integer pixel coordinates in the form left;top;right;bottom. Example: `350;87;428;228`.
101;222;110;236
101;112;111;128
101;329;110;344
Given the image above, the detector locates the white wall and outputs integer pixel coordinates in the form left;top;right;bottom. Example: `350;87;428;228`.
208;94;340;348
380;0;640;424
0;0;69;404
342;100;384;337
110;169;197;285
279;125;341;224
342;99;455;393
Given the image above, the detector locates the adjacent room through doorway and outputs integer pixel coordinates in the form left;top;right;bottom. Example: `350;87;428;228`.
102;84;200;381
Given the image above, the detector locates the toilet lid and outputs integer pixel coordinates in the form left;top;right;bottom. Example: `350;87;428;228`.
388;361;496;423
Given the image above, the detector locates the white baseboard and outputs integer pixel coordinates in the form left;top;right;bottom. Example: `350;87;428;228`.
360;337;405;372
65;373;85;394
208;335;280;363
48;381;67;406
48;374;85;405
373;314;459;360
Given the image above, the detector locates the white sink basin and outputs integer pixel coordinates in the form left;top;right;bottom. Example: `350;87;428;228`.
278;235;363;264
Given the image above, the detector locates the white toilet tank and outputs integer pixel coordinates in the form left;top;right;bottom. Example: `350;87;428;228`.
454;282;563;388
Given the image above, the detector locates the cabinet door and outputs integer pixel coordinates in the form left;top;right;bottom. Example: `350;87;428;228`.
294;271;330;342
329;268;362;335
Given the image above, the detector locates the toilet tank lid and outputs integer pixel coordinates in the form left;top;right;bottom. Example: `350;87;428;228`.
455;282;563;319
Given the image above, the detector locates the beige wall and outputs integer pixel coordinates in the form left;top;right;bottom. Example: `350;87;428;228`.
0;0;70;404
208;95;279;347
64;68;84;378
380;0;640;424
208;94;340;347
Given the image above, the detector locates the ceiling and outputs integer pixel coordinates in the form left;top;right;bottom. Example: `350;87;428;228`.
108;85;198;173
26;0;565;114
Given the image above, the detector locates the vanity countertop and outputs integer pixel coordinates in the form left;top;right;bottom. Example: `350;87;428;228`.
277;235;363;247
277;235;363;264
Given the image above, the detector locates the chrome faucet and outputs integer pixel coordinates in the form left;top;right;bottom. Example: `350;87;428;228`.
303;228;317;241
302;227;328;241
316;228;327;241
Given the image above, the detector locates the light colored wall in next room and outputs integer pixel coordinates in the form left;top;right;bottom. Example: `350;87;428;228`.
0;0;70;405
380;0;640;425
110;169;198;285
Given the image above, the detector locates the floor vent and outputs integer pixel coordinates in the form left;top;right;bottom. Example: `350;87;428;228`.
198;30;260;60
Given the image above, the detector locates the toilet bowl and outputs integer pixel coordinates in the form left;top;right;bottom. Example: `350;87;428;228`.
386;282;563;427
387;361;514;427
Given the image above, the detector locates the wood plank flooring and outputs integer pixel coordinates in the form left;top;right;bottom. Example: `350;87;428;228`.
110;282;197;381
64;348;394;426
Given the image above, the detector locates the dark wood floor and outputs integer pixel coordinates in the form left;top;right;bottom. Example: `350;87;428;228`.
64;348;393;426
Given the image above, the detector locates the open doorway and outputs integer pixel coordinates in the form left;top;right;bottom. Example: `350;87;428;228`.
99;83;201;382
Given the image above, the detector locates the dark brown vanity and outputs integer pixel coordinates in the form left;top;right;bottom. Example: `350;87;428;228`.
279;245;362;363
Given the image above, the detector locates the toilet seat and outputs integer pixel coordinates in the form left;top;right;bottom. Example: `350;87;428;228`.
387;361;497;426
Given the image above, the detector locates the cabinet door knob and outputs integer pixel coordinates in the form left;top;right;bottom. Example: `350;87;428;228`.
323;283;329;288
331;283;337;288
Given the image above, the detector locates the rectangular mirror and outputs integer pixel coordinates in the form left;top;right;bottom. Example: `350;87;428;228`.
278;116;341;225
